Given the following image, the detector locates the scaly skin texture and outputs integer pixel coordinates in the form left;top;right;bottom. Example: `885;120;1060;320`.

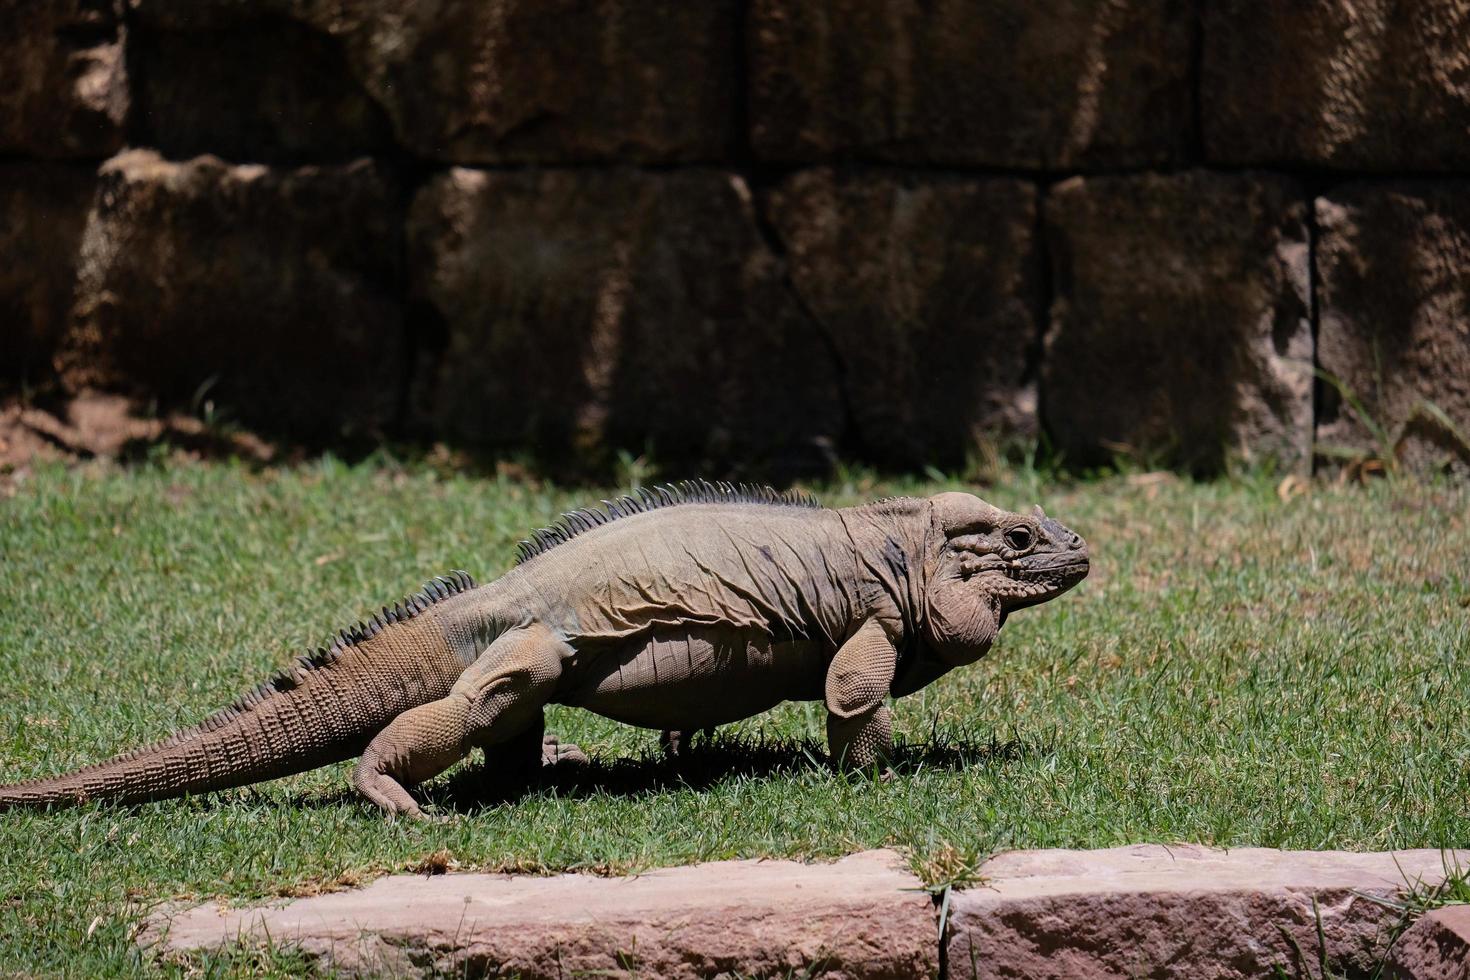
0;482;1088;818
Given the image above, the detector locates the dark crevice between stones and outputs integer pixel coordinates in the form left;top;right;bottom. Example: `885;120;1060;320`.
1028;179;1055;461
935;889;951;980
1304;182;1326;473
1187;0;1206;165
118;0;147;150
730;0;755;170
383;149;445;442
1034;174;1083;471
402;157;786;173
745;187;864;465
1299;173;1341;469
610;157;1470;183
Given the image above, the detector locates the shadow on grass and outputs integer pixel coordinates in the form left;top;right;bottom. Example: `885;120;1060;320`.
74;731;1048;818
414;731;1048;815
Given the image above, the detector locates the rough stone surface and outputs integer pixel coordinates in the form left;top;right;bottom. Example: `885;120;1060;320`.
767;169;1039;468
1387;904;1470;980
0;163;96;388
1042;171;1313;473
0;0;128;158
58;150;402;439
950;845;1470;980
148;849;937;979
409;168;841;477
749;0;1191;168
1315;183;1470;472
1203;0;1470;171
137;0;738;164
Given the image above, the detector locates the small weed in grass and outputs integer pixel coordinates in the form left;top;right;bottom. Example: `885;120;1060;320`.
908;840;988;894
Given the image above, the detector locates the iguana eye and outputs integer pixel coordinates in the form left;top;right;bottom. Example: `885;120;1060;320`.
1004;526;1033;551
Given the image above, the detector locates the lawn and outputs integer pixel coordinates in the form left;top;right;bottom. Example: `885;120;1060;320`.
0;456;1466;974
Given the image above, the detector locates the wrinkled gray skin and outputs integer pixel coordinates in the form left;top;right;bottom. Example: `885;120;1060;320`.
0;488;1088;819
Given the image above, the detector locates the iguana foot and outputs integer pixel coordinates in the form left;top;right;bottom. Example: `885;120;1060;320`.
354;758;428;820
659;727;715;758
541;734;588;766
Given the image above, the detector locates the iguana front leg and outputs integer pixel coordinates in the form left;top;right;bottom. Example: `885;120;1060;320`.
353;622;571;818
824;618;898;772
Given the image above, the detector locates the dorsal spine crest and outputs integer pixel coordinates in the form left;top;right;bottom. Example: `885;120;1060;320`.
514;479;820;565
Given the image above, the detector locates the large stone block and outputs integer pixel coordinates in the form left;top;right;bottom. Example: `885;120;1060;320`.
58;151;402;438
137;0;738;164
409;168;842;477
0;164;96;388
148;849;938;979
1203;0;1470;170
0;0;128;158
767;169;1039;468
750;0;1191;168
1042;171;1313;473
948;845;1469;980
1315;183;1470;472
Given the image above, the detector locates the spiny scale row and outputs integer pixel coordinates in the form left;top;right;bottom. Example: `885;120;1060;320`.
254;570;476;702
514;480;820;565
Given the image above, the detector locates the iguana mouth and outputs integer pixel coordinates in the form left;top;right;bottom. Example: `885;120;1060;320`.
990;560;1087;610
974;555;1088;583
983;556;1089;605
1011;560;1088;580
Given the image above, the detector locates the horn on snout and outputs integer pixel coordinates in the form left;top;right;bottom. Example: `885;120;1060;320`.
930;492;1006;534
1033;505;1047;519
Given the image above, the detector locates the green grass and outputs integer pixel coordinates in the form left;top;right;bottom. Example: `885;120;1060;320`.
1;456;1467;974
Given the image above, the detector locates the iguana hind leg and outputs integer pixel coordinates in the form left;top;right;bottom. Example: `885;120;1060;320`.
353;622;570;818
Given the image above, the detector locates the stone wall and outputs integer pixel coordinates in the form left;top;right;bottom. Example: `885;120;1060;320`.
3;0;1467;476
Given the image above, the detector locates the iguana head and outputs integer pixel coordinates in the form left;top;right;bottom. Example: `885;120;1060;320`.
920;491;1089;663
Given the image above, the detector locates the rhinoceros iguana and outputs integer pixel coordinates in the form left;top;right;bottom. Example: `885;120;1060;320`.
0;481;1088;818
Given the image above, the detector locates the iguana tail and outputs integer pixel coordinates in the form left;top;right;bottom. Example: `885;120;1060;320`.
0;572;476;811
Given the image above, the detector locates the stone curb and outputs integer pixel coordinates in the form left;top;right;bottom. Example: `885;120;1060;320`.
948;845;1468;980
147;849;938;979
148;846;1468;979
